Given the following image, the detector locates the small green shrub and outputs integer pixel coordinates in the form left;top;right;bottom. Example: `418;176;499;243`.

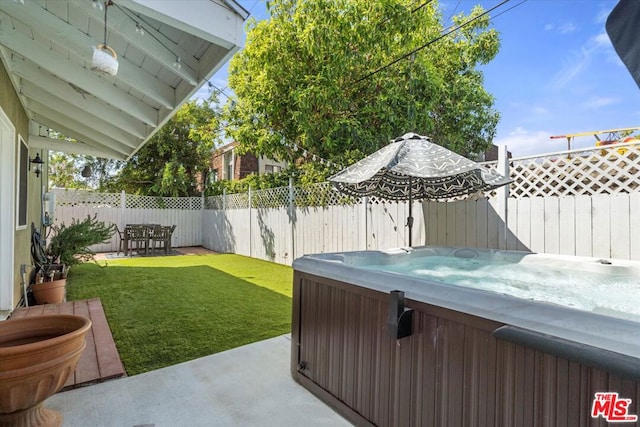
47;214;116;267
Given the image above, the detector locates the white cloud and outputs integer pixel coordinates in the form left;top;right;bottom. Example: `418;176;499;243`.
580;96;619;109
494;127;560;158
559;21;578;34
550;31;614;88
531;106;549;116
593;31;611;48
594;8;610;24
544;20;578;34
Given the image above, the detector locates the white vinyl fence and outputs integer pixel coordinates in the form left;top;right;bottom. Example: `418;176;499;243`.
52;190;203;253
423;193;640;260
53;142;640;264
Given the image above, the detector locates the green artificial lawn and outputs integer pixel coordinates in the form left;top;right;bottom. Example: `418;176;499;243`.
66;254;293;376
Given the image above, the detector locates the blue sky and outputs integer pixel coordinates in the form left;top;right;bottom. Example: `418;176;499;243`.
208;0;640;158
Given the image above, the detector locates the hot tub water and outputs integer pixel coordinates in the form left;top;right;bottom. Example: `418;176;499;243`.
361;252;640;322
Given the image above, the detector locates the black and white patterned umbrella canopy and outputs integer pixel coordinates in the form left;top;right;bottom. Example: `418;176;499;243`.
329;133;510;201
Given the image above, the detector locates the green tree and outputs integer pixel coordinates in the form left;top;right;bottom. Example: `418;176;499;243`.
225;0;500;166
108;94;222;196
48;152;82;189
48;152;123;191
80;157;125;191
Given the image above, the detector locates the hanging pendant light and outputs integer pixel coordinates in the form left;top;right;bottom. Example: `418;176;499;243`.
91;44;118;76
91;1;119;76
81;165;92;178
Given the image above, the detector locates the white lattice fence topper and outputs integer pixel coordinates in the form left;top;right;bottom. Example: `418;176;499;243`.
205;196;224;210
252;187;289;208
204;194;252;210
52;189;202;209
52;189;121;207
125;195;202;209
294;182;361;207
509;142;640;198
225;193;250;210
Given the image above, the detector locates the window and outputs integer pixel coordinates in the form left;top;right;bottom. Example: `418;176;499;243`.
16;137;28;229
224;151;234;180
264;164;281;174
209;169;219;183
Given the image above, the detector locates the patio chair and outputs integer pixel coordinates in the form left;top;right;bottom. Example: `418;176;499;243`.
168;225;176;252
114;224;127;255
127;225;149;256
151;225;174;255
149;225;166;254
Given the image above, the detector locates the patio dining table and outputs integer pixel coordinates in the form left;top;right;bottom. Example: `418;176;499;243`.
122;224;175;256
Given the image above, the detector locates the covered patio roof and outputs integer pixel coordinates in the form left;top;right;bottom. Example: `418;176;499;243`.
0;0;248;160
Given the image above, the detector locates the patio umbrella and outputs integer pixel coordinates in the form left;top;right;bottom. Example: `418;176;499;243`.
329;132;511;246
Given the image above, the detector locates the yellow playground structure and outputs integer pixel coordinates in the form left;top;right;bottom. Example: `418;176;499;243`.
550;127;640;153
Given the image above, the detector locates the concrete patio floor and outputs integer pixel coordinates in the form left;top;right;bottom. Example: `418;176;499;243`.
48;334;350;427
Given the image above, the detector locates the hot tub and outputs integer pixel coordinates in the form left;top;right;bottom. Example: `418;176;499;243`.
291;247;640;426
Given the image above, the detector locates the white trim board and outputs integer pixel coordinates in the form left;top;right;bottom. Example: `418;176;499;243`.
0;106;16;311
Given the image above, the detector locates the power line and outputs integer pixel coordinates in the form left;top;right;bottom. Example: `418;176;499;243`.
246;0;260;16
355;0;512;85
488;0;528;21
377;0;435;29
211;0;526;169
444;0;462;23
206;82;343;169
411;0;434;14
207;82;232;101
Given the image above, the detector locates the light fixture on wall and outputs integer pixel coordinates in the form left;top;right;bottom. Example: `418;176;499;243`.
29;153;45;178
91;1;119;76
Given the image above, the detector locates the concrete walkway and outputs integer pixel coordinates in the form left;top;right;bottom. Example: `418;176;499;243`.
48;335;350;427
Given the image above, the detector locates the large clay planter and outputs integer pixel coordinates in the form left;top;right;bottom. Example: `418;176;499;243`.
0;315;91;427
31;279;66;305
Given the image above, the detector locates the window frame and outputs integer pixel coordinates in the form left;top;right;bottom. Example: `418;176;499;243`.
16;136;28;230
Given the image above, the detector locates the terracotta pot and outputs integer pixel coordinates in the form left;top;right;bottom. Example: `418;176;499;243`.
31;279;66;305
0;314;92;427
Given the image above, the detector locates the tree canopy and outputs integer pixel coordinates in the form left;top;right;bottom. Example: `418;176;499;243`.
225;0;500;166
106;95;222;196
48;136;123;191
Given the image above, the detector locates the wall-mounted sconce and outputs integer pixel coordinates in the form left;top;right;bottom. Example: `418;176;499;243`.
29;153;45;178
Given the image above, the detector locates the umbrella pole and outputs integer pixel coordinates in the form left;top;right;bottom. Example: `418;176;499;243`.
407;176;413;247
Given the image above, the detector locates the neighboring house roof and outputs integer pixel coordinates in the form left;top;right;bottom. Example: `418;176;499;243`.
0;0;248;160
215;141;239;155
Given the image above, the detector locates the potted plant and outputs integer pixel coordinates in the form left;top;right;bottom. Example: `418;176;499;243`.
31;214;115;304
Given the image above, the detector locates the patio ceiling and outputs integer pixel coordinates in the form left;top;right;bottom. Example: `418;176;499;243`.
0;0;248;160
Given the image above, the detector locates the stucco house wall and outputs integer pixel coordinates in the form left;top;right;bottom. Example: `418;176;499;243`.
0;59;42;311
